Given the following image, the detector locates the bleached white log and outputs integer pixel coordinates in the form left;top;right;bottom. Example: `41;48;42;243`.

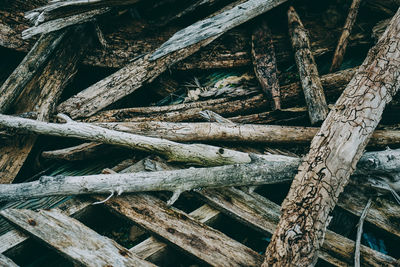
150;0;288;60
0;113;251;166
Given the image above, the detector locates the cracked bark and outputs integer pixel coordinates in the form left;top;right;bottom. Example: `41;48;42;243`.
263;8;400;267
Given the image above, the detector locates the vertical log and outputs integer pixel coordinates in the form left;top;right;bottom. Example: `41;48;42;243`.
288;6;329;124
264;8;400;267
251;22;281;110
330;0;362;72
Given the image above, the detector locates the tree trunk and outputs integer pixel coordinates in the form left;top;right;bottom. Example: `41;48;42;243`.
264;8;400;266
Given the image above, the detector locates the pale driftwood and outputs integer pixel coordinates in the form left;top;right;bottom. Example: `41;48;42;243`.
22;8;110;39
57;37;221;119
0;155;298;201
330;0;362;72
99;194;263;266
0;254;18;267
198;187;398;266
288;6;328;125
0;209;155;266
2;148;400;201
25;0;142;25
251;22;281;110
199;110;234;124
0;27;89;184
86;67;356;123
264;9;400;266
150;0;288;60
0;31;66;113
96;121;400;146
41;142;109;161
0;113;251;166
354;198;372;267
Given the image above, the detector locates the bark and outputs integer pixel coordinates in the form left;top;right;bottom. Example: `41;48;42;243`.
22;8;110;39
0;31;66;113
1;148;400;201
0;26;90;184
288;6;328;124
264;8;400;266
330;0;362;72
85;67;356;123
251;22;281;110
150;0;288;60
0;114;251;166
0;209;155;266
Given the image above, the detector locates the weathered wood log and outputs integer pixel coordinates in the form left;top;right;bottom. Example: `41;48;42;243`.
354;198;372;267
41;142;113;161
251;22;281;110
198;187;399;266
0;26;90;184
150;0;288;60
264;8;400;266
85;67;356;123
0;113;251;166
330;0;362;72
288;6;329;125
0;209;155;266
2;148;400;201
22;8;111;39
95;121;400;146
0;254;18;267
0;31;66;113
100;194;264;266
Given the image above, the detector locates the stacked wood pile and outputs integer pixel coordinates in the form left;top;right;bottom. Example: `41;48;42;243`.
0;0;400;266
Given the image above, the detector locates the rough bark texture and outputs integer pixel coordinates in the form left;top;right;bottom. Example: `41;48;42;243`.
0;114;251;166
0;31;66;113
288;6;329;124
150;0;288;60
264;8;400;266
0;26;89;184
85;67;356;123
0;209;155;266
251;22;281;110
330;0;362;72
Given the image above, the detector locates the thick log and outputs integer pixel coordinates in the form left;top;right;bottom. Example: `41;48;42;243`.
264;8;400;266
96;121;400;146
0;27;90;184
330;0;362;72
85;67;356;123
22;8;111;39
0;113;251;166
251;22;281;110
288;6;328;124
0;209;155;266
198;187;398;266
150;0;288;60
101;194;263;266
2;148;400;201
0;31;66;113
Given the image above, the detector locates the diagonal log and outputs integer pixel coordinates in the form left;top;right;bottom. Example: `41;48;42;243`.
264;8;400;266
288;6;328;124
149;0;288;60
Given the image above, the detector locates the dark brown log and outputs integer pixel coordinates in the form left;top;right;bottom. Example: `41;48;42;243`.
330;0;362;72
264;8;400;266
251;22;281;110
288;6;328;125
0;26;90;184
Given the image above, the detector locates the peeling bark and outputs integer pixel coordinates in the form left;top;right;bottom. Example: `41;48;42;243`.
264;8;400;266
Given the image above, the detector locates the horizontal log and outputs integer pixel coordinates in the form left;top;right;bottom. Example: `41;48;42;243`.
0;113;251;166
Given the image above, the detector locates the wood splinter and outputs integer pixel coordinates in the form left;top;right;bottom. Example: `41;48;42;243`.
288;6;329;124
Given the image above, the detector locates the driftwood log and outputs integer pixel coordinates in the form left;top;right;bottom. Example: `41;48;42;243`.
0;114;251;166
288;6;328;124
1;148;399;201
264;8;400;266
330;0;362;72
